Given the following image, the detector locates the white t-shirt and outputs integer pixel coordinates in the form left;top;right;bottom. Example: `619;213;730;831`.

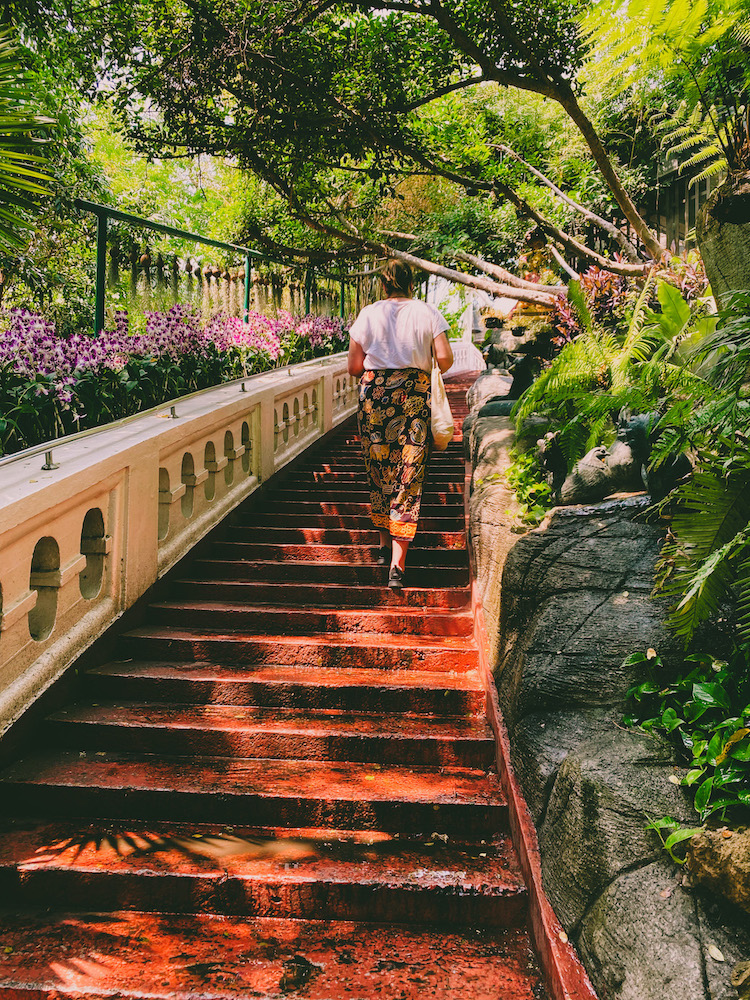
349;298;449;372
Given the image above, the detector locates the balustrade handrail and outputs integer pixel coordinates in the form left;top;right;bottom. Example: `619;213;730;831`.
0;351;348;472
74;198;358;334
0;352;360;739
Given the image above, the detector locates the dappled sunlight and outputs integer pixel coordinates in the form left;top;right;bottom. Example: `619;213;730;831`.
13;824;322;870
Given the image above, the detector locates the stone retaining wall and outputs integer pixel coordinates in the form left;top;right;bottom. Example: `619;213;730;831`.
468;410;750;1000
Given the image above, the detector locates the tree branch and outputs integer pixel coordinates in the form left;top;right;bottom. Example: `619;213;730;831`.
389;247;559;305
548;244;580;280
551;86;664;260
370;0;664;259
453;250;566;293
494;142;643;262
378;229;566;293
495;182;651;276
404;74;485;111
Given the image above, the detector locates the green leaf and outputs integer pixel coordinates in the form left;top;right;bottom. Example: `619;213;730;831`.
694;776;714;814
683;768;706;785
728;739;750;761
661;707;684;732
692;682;731;710
706;730;724;765
663;827;703;852
703;797;740;818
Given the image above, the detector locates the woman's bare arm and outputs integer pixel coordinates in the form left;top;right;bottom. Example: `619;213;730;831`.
433;332;454;374
348;338;366;376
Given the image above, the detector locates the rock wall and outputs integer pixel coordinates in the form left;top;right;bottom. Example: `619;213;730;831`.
469;414;750;1000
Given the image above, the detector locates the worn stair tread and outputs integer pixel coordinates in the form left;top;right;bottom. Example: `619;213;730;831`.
251;500;464;515
171;579;471;608
48;702;493;739
85;661;486;715
124;626;477;665
203;543;469;566
147;601;474;636
88;660;484;691
265;489;465;504
0;750;505;807
231;513;467;531
137;601;476;651
227;526;467;547
0;819;525;898
0;911;547;1000
125;625;476;651
283;473;463;486
189;559;469;587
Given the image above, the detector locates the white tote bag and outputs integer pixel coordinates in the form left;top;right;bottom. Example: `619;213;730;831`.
430;361;454;450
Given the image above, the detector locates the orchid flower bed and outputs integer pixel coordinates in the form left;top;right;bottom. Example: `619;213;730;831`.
0;306;349;456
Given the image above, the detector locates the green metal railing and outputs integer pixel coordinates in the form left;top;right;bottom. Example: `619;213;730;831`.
75;198;356;334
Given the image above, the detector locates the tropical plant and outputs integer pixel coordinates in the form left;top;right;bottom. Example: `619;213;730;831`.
583;0;750;175
0;27;54;248
624;645;750;849
650;291;750;644
512;275;706;468
652;100;736;190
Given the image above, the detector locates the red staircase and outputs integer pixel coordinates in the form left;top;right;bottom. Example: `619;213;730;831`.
0;377;548;999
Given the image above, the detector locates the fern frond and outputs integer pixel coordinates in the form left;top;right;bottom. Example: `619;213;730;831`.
737;557;750;642
650;425;687;467
688;158;730;187
666;533;746;640
568;280;593;336
653;97;730;184
512;333;618;427
657;469;750;642
662;468;750;576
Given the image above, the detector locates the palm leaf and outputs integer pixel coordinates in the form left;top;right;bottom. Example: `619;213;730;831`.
0;27;54;249
658;470;750;641
737;557;750;642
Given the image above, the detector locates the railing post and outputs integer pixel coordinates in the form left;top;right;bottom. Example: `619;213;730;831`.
244;254;252;322
95;210;108;335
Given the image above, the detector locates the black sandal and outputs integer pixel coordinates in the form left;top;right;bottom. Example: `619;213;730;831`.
388;565;405;590
377;546;390;565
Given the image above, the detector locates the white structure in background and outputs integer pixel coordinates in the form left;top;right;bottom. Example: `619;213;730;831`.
423;276;514;375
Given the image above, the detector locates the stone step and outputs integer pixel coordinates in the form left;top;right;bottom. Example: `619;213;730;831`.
85;661;486;716
170;578;470;609
282;470;463;486
0;910;546;999
0;751;507;835
122;627;477;672
292;451;465;465
189;559;470;587
46;702;495;768
230;512;466;531
225;525;467;548
146;601;474;637
250;500;463;518
0;821;525;925
203;542;469;567
265;487;465;505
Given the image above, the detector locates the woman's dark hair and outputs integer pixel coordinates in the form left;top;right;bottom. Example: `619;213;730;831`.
380;258;413;297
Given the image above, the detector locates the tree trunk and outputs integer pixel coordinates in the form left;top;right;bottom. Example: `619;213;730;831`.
696;171;750;306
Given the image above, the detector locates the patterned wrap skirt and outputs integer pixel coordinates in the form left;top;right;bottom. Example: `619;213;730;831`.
357;367;431;541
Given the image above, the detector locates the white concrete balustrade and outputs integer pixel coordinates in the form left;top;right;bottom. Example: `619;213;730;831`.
0;354;359;736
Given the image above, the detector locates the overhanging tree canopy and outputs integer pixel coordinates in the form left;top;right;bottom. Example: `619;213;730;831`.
17;0;744;302
44;0;669;302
